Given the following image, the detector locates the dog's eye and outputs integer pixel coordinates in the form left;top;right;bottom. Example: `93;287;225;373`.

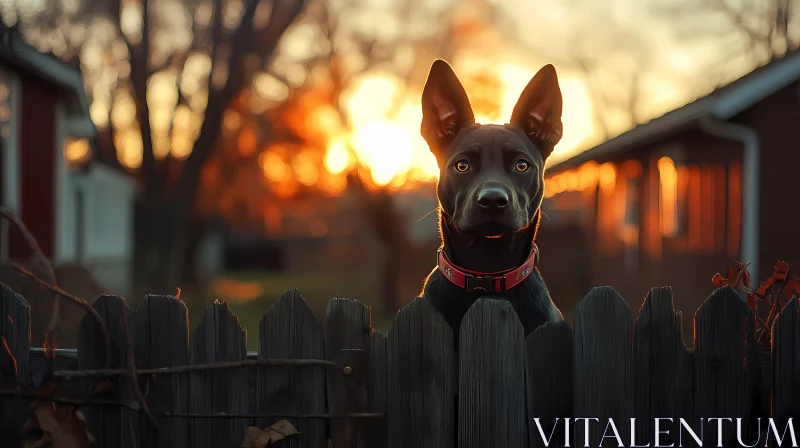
454;160;470;172
515;160;530;172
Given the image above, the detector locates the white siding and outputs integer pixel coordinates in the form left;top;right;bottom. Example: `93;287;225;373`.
68;163;135;296
0;68;21;263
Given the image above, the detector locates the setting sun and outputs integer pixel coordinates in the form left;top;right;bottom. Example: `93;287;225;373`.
314;62;595;189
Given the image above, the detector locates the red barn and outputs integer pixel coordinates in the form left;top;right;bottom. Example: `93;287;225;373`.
538;51;800;338
0;27;134;296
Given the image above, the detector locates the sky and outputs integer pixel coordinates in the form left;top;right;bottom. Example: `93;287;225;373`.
3;0;783;184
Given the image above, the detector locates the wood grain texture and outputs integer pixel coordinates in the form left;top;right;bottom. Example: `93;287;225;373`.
526;319;573;448
387;297;454;448
0;283;30;445
77;295;136;448
133;294;191;448
367;329;387;447
574;286;633;448
459;298;526;448
771;297;800;438
29;348;78;387
190;301;249;448
258;289;327;448
633;286;694;447
694;285;760;446
325;298;386;448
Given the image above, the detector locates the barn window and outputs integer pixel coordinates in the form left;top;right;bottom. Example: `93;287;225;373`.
658;156;678;237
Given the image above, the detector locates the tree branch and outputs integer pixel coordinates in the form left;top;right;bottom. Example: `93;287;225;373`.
128;0;158;196
164;0;306;286
12;264;112;371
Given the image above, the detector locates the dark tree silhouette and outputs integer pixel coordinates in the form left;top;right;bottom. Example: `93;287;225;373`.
4;0;308;297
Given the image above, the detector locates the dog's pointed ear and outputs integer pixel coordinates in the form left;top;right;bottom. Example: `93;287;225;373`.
509;64;563;159
421;60;475;158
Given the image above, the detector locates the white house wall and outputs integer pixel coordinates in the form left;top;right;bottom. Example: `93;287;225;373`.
0;68;21;263
56;100;99;263
69;163;135;296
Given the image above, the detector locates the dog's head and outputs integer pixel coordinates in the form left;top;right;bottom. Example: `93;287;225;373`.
421;60;563;237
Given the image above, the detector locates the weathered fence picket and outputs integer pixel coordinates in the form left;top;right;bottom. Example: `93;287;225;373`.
257;289;327;448
325;298;386;448
190;301;249;448
387;297;454;448
133;294;191;448
632;286;693;447
772;297;800;426
525;319;572;448
458;298;527;447
0;281;796;447
694;285;761;446
573;286;634;447
0;283;29;445
77;295;136;448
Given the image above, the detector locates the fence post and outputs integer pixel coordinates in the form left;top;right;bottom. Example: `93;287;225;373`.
257;289;327;448
772;296;799;448
526;320;572;448
133;294;191;448
459;298;527;447
633;286;693;447
0;283;31;444
387;297;454;448
77;295;137;448
190;300;249;448
694;285;761;446
573;286;633;447
325;298;386;448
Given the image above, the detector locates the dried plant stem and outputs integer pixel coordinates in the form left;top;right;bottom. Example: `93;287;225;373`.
119;304;157;427
0;205;57;285
0;205;61;374
53;358;336;378
12;264;112;369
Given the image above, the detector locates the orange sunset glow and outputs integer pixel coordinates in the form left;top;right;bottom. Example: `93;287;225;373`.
316;62;593;190
85;56;595;194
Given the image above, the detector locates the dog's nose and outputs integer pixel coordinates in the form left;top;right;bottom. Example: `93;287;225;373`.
477;188;509;211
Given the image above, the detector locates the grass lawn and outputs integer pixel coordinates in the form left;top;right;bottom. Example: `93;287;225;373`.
183;269;401;351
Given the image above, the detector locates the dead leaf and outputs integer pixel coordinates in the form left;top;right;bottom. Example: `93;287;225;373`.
241;420;299;447
711;262;751;293
241;426;272;448
266;419;299;442
23;398;94;448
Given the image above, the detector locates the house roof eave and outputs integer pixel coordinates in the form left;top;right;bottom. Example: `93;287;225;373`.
547;99;713;173
547;51;800;173
0;28;93;135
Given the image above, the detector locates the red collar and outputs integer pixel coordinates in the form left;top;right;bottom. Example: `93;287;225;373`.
437;244;539;293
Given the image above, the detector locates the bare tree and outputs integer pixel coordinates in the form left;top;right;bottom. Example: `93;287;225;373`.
239;0;464;312
494;2;655;142
653;0;799;66
5;0;307;297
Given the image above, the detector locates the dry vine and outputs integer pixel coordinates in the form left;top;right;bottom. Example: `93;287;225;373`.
12;264;112;370
1;207;155;430
0;205;62;374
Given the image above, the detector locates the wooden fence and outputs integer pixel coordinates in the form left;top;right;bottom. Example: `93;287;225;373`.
0;281;798;447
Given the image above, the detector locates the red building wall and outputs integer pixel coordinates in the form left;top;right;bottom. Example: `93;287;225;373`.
9;74;58;259
736;80;800;280
540;130;746;347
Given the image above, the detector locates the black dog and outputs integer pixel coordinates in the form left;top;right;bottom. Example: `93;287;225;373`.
419;60;564;340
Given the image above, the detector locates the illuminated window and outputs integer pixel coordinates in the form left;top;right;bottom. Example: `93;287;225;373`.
623;161;641;228
657;156;678;237
64;137;91;168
